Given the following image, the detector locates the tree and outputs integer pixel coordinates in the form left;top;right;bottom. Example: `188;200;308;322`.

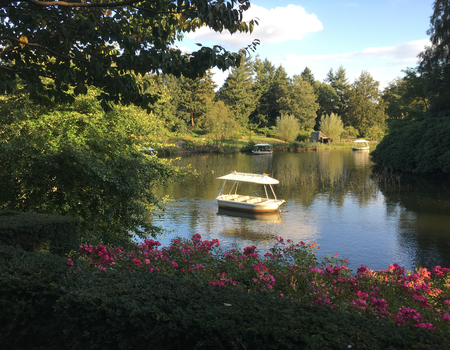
313;82;340;129
177;71;216;128
319;113;344;141
346;71;386;137
203;101;238;141
216;55;256;127
278;75;319;130
382;68;428;131
0;87;185;246
265;65;290;126
300;67;316;86
418;0;450;114
0;0;259;110
250;57;276;127
325;66;351;123
276;113;299;142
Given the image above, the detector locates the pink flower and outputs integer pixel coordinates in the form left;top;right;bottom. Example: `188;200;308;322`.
441;314;450;322
243;246;257;256
67;258;74;266
416;323;435;330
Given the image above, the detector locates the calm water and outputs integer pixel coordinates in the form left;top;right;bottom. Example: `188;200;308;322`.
151;149;450;272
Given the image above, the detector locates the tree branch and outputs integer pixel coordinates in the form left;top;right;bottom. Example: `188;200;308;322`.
22;0;181;14
0;36;89;63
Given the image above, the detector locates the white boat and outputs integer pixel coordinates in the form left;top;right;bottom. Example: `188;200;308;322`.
216;172;285;213
352;139;370;151
252;143;273;155
140;147;155;155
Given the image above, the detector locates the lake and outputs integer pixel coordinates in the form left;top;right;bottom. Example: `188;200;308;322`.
151;149;450;272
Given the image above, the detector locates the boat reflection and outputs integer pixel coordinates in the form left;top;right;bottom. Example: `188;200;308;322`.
217;208;284;223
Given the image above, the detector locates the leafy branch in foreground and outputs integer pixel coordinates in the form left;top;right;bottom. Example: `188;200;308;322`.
0;0;259;110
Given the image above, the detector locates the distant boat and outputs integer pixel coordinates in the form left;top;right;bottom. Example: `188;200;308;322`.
140;147;155;155
216;172;285;213
352;140;370;151
252;143;273;155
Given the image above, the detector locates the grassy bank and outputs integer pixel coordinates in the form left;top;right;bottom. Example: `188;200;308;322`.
155;135;377;156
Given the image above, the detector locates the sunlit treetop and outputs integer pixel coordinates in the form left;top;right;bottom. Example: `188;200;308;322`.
0;0;259;110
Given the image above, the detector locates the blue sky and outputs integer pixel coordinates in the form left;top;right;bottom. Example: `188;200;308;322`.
177;0;434;90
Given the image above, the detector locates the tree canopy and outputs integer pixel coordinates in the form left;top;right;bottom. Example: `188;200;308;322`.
0;0;259;110
418;0;450;114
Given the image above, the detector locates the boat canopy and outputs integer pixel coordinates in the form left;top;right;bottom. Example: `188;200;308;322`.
353;139;369;143
253;143;272;147
217;172;279;185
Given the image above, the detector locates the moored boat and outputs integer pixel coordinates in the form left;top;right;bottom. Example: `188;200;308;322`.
352;139;370;151
216;172;285;213
252;143;273;155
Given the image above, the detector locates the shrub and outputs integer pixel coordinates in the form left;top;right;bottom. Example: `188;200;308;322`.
0;211;80;256
371;117;450;174
1;243;449;350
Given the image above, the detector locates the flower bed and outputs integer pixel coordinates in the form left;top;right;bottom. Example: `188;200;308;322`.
75;234;450;332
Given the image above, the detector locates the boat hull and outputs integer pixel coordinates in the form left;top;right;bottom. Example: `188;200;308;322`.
352;147;370;151
216;195;284;213
252;150;273;155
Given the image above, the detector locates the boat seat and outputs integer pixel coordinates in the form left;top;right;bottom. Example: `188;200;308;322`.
247;198;262;203
235;196;250;202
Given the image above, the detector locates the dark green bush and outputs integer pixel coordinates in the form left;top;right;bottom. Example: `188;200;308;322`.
0;211;80;256
371;116;450;174
1;248;449;350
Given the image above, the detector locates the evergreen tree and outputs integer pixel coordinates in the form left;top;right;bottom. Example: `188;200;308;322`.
301;67;316;86
176;71;216;128
250;58;277;127
346;71;386;137
216;55;256;127
418;0;450;114
278;75;319;130
313;82;340;129
266;65;290;126
325;66;351;124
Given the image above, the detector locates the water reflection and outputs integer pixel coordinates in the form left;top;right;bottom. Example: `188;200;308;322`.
376;171;450;270
217;208;284;223
152;150;450;271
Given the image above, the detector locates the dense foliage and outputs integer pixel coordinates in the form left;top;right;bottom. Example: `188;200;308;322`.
2;240;450;349
373;0;450;174
0;88;187;246
370;116;450;174
0;211;80;256
0;0;258;110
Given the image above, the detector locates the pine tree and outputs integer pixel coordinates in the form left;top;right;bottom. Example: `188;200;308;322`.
216;55;256;127
325;66;351;124
346;71;386;137
278;75;319;130
301;67;316;86
250;58;277;127
418;0;450;114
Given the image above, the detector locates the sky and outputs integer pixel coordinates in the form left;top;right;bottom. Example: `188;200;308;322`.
176;0;435;90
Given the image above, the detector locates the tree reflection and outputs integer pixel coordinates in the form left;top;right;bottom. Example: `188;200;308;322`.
374;169;450;269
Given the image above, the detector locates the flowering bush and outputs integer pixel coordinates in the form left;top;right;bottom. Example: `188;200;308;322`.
74;234;450;332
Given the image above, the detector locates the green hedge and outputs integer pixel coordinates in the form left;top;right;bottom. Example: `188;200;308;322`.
371;116;450;174
0;211;80;256
1;247;449;350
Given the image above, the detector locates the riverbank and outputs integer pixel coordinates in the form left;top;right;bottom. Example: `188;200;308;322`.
155;136;377;156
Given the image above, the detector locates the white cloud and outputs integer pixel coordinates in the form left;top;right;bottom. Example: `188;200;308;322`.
277;39;430;88
186;4;323;49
